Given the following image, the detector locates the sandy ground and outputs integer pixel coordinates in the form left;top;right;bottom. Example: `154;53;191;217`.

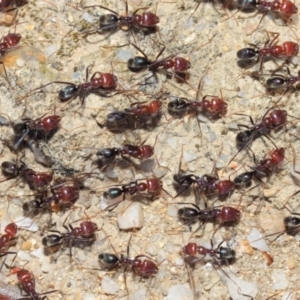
0;0;300;299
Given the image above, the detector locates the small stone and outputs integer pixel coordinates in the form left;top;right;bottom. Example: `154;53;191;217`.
287;257;296;270
117;201;144;229
21;240;32;251
272;269;288;290
101;276;119;295
166;284;193;300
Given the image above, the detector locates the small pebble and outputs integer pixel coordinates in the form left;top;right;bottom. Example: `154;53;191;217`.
101;276;119;295
166;284;193;300
117;201;144;229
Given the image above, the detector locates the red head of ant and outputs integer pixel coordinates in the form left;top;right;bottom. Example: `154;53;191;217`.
0;222;18;254
83;1;159;35
0;33;21;56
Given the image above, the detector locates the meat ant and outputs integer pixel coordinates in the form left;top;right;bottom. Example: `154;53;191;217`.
266;69;300;92
0;159;53;190
237;32;298;70
18;64;118;107
229;107;291;165
168;69;228;119
42;215;98;260
83;1;160;35
22;183;80;215
0;222;18;262
127;43;190;81
98;234;159;280
237;0;298;23
10;267;58;300
182;240;236;267
233;147;285;188
103;177;165;209
96;142;154;171
178;204;241;229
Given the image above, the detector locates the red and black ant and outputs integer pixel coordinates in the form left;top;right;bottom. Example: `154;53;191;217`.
266;69;300;92
233;147;285;188
237;32;298;70
0;222;18;262
10;267;58;300
18;64;118;107
127;43;190;81
98;234;159;280
103;177;165;209
83;1;160;35
42;216;98;260
178;204;241;229
182;240;236;267
22;184;80;215
96;142;154;170
1;159;53;190
237;0;298;23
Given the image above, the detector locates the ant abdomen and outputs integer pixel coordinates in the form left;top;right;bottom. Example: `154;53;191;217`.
237;48;257;60
238;0;257;10
168;98;189;117
128;56;149;72
219;246;236;261
99;14;119;28
104;188;123;200
236;130;252;146
284;216;300;235
266;77;286;89
42;234;62;247
59;85;78;101
98;253;119;269
178;207;199;222
1;161;19;177
233;171;254;188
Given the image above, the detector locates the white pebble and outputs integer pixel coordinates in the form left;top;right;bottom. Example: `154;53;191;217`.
166;284;193;300
16;58;25;67
247;228;269;252
31;247;46;259
117;201;144;229
117;49;135;61
167;204;178;217
198;113;209;123
83;293;96;300
15;216;39;232
167;137;177;150
82;12;96;23
183;150;198;163
101;276;119;294
17;250;32;261
272;269;288;290
218;268;258;300
289;162;300;186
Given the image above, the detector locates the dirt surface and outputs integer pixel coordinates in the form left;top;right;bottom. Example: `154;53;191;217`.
0;0;300;299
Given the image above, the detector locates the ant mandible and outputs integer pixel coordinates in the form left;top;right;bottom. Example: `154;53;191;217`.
19;64;118;107
83;1;159;35
237;32;298;70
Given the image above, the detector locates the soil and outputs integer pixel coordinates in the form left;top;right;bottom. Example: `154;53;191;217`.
0;0;300;299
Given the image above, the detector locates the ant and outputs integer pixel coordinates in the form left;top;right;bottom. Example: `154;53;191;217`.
19;64;118;107
98;234;158;280
42;216;98;260
127;43;190;81
237;0;298;23
0;222;18;261
233;147;285;188
182;241;236;267
1;159;53;190
23;183;80;215
83;1;160;35
168;70;228;119
266;69;300;92
10;267;57;300
178;204;241;229
237;32;298;70
96;142;154;170
230;107;289;164
103;177;164;208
